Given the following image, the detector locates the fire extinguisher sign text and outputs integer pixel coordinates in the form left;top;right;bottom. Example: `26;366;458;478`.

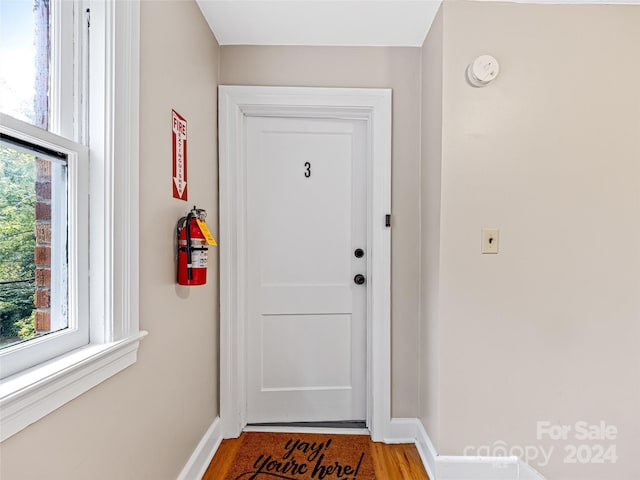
172;110;188;201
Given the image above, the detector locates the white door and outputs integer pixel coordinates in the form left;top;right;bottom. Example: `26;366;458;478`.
245;115;367;423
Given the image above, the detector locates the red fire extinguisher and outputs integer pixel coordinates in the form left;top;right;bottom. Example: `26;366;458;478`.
177;206;209;286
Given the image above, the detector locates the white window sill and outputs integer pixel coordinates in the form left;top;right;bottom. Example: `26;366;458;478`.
0;331;147;442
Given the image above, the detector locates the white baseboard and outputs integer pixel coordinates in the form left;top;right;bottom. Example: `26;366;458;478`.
386;417;421;443
413;419;438;480
385;418;436;480
518;460;547;480
390;418;546;480
177;416;223;480
437;455;520;480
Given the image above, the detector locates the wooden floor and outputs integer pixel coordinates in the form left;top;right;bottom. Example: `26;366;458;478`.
202;432;430;480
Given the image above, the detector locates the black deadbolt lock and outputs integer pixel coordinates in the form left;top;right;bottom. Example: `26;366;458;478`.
354;274;366;285
354;248;365;258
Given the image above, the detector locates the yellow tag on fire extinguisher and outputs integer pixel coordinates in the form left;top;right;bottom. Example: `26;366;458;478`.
196;219;218;246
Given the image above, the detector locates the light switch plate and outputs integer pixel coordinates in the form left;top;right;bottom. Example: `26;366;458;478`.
482;228;499;254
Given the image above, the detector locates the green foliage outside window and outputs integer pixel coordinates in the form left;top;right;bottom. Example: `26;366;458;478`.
0;146;36;346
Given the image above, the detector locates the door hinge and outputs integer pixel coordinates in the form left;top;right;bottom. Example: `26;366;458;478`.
86;8;91;29
385;214;391;228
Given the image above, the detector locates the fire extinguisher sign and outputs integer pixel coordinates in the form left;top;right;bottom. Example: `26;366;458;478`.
172;109;188;201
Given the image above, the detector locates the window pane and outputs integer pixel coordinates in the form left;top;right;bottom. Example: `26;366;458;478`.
0;143;67;350
0;0;49;128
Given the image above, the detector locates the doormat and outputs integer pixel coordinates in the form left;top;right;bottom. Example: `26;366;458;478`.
223;432;376;480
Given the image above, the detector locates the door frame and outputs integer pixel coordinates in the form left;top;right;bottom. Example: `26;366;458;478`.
218;86;391;441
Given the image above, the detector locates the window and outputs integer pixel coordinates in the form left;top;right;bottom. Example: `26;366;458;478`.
0;0;87;375
0;0;142;441
0;0;87;377
0;118;88;379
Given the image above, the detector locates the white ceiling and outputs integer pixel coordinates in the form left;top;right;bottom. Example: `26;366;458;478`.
196;0;640;47
196;1;442;47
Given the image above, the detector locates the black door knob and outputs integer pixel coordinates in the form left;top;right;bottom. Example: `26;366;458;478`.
354;274;366;285
354;248;364;258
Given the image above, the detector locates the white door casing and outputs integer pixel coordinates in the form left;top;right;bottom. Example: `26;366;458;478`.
219;86;391;441
246;116;367;423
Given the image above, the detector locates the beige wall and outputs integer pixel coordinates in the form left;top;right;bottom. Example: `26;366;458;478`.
422;2;640;478
0;2;220;479
420;5;444;450
220;46;422;417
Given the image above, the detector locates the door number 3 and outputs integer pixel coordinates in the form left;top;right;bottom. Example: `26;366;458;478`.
304;162;311;178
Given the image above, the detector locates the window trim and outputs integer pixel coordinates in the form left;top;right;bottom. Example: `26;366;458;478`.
0;116;89;379
0;0;144;442
49;0;77;139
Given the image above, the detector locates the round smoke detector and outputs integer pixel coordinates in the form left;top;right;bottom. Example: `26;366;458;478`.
467;55;500;87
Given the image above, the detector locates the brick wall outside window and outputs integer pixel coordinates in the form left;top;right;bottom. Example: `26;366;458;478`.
34;158;51;333
33;0;51;334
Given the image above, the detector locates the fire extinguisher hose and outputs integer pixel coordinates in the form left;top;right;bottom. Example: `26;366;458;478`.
186;211;194;281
